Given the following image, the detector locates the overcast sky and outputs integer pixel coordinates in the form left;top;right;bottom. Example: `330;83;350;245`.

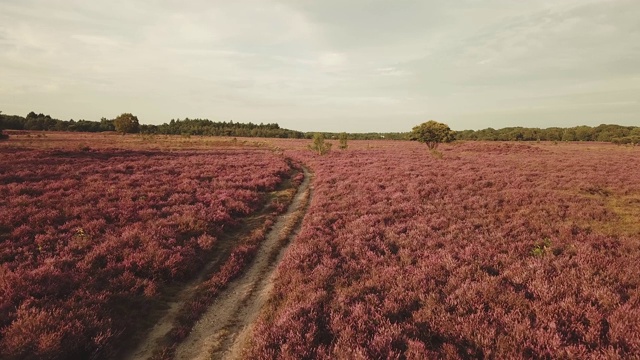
1;0;638;132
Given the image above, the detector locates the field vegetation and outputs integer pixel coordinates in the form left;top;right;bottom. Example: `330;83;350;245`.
0;135;296;359
248;140;640;358
0;132;639;359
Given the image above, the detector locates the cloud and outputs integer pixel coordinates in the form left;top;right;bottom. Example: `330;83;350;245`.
318;52;347;69
72;34;121;47
376;67;410;77
0;0;638;131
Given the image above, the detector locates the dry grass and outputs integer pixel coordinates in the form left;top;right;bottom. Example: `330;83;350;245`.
567;186;640;237
603;194;640;237
0;131;272;151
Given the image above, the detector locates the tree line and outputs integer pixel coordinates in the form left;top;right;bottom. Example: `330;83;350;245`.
455;124;640;144
0;112;116;133
0;111;407;140
1;111;638;144
306;124;640;144
141;118;305;138
0;112;306;138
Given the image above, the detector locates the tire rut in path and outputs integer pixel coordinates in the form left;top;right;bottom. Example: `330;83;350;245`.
174;167;312;360
123;223;240;360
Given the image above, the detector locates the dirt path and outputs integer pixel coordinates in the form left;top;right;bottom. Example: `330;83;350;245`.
122;222;245;360
172;167;311;360
123;229;241;360
122;167;311;360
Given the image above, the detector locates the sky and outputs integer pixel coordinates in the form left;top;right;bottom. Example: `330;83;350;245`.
1;0;639;132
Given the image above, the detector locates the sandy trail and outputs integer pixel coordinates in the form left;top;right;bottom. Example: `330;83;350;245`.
123;230;241;360
173;167;312;360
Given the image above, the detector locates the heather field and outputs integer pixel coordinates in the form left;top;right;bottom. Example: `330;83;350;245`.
249;140;640;359
1;133;640;359
0;135;295;359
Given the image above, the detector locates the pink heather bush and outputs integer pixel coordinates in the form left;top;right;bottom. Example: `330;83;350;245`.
249;141;640;359
0;148;290;359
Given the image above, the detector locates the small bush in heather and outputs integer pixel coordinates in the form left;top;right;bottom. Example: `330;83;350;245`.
532;238;552;257
308;133;332;155
338;132;348;150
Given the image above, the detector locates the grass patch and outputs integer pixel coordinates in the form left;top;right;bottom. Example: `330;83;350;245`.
602;194;640;236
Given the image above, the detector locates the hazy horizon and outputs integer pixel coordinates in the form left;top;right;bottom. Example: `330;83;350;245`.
1;0;639;132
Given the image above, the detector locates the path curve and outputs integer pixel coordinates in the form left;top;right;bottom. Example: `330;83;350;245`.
174;167;312;360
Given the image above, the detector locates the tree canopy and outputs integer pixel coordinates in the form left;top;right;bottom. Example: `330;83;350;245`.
410;120;455;150
114;113;140;134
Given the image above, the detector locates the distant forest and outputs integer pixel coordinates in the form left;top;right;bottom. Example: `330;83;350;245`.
456;124;640;144
0;112;406;140
1;111;638;143
0;112;306;138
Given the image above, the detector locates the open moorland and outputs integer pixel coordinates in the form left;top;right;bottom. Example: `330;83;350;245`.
0;132;301;359
1;132;639;359
252;140;640;359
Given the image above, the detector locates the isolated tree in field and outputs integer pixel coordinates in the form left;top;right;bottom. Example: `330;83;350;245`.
410;120;455;150
308;133;332;155
338;132;348;150
114;113;140;134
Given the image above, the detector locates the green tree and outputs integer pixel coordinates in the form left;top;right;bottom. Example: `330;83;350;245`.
410;120;455;150
0;111;7;140
99;117;115;132
338;132;348;150
574;126;593;141
113;113;140;134
308;133;332;155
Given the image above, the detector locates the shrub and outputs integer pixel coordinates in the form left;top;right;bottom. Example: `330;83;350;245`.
338;132;348;150
308;133;332;155
611;136;640;146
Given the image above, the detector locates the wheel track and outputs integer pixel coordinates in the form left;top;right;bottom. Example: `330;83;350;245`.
173;167;312;360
